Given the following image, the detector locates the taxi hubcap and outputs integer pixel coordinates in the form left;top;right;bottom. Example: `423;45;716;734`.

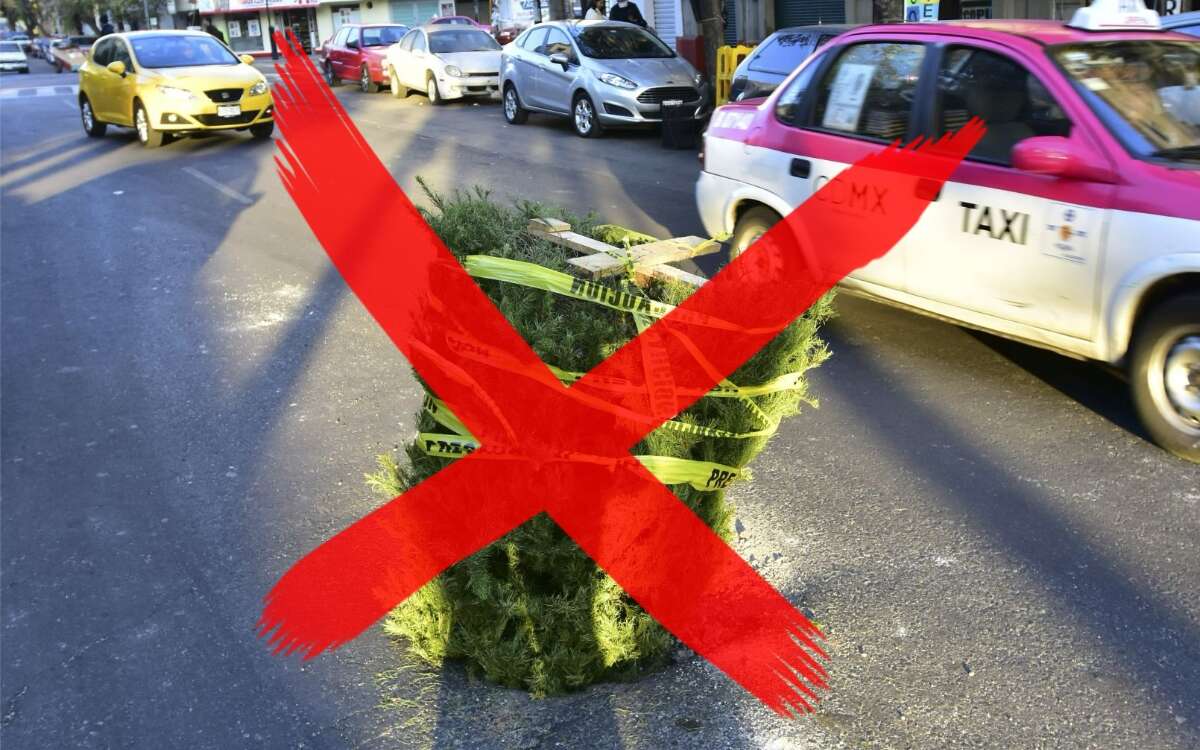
136;109;147;142
391;70;399;94
575;100;592;133
362;69;369;90
81;102;92;129
428;80;436;100
504;90;516;119
1162;335;1200;426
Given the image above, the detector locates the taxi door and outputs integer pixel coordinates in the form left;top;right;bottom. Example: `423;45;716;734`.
103;39;137;127
902;41;1114;340
751;39;932;292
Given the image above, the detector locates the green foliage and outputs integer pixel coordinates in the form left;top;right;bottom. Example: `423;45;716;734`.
372;184;833;696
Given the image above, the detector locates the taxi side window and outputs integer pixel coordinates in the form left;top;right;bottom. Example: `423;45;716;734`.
412;32;427;53
399;30;416;52
936;46;1071;165
809;42;926;141
775;50;827;126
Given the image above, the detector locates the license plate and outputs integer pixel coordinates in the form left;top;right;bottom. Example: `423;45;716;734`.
217;104;241;118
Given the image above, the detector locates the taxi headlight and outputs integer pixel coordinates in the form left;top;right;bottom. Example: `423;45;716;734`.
157;85;198;103
598;72;636;90
249;80;269;96
444;65;464;78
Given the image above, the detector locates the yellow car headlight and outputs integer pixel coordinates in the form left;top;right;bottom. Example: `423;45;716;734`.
157;85;199;103
249;80;269;97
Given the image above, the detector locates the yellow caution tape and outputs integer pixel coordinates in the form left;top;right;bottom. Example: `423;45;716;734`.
416;432;747;492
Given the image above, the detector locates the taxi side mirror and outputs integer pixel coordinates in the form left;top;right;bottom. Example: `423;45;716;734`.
106;60;126;76
240;54;255;65
548;52;570;69
1012;136;1117;183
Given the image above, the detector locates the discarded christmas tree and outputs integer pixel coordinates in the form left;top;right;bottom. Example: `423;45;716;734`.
369;185;833;695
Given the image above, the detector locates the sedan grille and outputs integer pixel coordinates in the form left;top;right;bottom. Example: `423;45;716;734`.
204;87;245;103
196;109;260;125
636;86;698;105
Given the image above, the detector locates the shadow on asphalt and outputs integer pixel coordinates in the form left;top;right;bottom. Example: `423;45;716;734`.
820;325;1200;742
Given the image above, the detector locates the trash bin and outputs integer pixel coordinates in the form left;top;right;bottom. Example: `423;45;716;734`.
660;99;698;150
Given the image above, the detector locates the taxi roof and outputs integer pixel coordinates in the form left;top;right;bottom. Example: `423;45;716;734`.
846;18;1196;47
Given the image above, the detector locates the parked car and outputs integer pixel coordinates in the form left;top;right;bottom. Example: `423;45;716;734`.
494;23;521;45
386;25;501;103
51;36;96;73
33;35;61;60
5;32;32;53
78;31;274;148
697;1;1200;461
319;23;409;92
1162;9;1200;36
430;15;491;31
501;20;708;138
0;41;29;73
728;24;854;102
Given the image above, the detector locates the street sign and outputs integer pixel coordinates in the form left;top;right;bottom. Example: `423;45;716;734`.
904;0;940;22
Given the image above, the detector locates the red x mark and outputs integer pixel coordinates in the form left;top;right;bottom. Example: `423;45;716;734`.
258;32;983;714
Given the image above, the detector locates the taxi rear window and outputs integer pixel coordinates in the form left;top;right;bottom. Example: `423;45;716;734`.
810;42;925;141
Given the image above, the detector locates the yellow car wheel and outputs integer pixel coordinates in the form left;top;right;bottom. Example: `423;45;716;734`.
79;96;107;138
250;122;274;140
134;102;165;149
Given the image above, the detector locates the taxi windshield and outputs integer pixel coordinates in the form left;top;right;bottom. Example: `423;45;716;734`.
1052;40;1200;162
130;34;239;69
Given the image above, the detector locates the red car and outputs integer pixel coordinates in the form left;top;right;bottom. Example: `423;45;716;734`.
319;23;409;92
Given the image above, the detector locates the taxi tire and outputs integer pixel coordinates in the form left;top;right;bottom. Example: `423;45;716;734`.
1130;293;1200;463
80;96;106;138
503;84;527;124
729;206;781;260
134;102;165;149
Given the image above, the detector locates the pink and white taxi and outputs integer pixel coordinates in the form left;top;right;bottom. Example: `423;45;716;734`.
696;0;1200;461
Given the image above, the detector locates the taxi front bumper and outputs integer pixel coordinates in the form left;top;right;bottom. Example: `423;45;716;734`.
149;92;275;132
695;169;742;239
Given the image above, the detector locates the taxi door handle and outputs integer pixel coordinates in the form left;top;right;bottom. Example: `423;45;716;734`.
789;158;811;179
916;178;942;201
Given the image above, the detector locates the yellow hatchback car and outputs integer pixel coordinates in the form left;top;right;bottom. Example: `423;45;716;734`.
78;30;274;148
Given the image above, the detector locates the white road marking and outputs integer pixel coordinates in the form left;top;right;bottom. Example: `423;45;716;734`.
182;166;254;206
0;85;80;99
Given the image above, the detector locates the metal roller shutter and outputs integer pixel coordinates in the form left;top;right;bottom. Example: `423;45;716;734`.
389;0;441;25
653;0;677;49
723;0;737;43
773;0;845;26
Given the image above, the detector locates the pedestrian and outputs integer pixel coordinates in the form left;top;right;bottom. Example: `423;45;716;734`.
204;20;225;44
608;0;647;27
585;0;606;20
99;14;115;35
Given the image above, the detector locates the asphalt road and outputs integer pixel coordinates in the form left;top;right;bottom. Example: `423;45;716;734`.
2;57;1198;749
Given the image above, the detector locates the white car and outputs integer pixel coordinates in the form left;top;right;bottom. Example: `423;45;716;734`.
385;25;501;104
0;41;29;73
696;1;1200;461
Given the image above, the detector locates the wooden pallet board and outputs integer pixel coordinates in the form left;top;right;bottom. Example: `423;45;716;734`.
528;218;715;289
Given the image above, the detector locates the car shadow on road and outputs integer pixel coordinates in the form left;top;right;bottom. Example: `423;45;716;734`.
818;324;1200;743
966;329;1146;440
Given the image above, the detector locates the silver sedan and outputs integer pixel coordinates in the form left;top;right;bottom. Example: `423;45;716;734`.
500;20;709;137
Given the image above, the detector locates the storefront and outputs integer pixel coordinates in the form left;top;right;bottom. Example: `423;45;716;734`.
198;0;319;54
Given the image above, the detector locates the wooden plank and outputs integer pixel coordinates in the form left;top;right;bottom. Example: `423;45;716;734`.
527;217;571;235
637;264;708;288
528;217;709;288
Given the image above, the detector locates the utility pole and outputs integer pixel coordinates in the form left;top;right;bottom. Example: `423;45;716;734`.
698;0;722;79
143;0;152;28
266;0;278;59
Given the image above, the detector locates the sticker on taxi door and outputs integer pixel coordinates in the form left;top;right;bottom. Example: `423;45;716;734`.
1042;202;1096;264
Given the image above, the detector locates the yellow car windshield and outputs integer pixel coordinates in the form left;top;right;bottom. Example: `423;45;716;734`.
130;35;239;69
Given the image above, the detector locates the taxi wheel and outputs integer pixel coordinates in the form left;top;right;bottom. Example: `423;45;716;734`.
1131;293;1200;463
250;122;275;140
79;96;106;138
503;84;527;124
389;67;407;98
729;206;781;260
134;102;165;149
572;93;601;138
325;62;340;87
